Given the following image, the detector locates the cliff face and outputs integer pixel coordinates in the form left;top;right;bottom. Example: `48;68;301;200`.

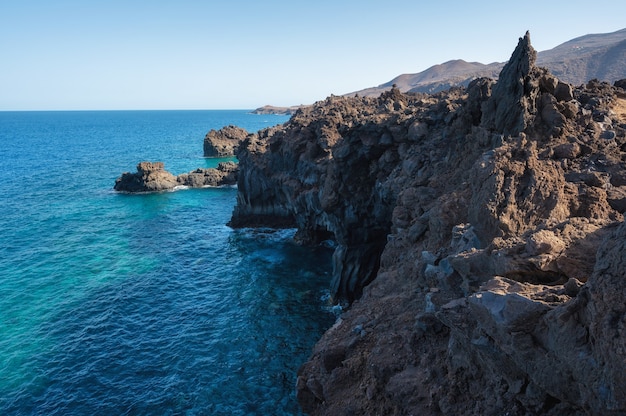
230;32;626;414
231;89;417;300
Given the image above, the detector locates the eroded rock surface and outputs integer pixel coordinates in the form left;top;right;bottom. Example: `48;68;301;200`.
229;32;626;415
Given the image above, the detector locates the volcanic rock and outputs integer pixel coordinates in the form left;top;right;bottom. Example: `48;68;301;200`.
114;161;179;192
203;125;250;157
481;32;540;136
176;161;238;188
229;31;626;415
114;161;238;193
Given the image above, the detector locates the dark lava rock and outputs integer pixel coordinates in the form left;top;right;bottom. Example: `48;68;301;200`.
203;125;250;157
114;161;238;193
114;161;178;192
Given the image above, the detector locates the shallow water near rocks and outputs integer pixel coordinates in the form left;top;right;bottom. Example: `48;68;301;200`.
0;110;335;415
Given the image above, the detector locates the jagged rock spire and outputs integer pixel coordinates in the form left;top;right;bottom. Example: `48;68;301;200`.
481;31;538;135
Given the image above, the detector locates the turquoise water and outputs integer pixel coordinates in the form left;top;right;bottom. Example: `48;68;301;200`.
0;111;335;415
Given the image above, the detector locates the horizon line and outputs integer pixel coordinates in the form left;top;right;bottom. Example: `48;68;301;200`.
0;108;268;113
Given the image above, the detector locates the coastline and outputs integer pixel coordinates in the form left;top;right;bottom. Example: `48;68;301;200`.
227;33;626;415
1;109;323;415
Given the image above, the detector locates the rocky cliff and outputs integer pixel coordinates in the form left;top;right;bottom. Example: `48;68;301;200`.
230;32;626;415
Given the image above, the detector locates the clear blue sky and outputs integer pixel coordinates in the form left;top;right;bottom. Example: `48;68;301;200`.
1;0;625;110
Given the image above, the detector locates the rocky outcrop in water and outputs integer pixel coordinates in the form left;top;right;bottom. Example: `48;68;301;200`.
203;125;250;157
114;161;237;192
229;32;626;415
177;162;238;188
113;161;179;192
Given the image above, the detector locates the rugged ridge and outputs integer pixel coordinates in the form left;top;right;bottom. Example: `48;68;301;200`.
352;28;626;98
229;32;626;415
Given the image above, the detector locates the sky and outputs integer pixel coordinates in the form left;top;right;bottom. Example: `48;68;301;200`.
1;0;625;111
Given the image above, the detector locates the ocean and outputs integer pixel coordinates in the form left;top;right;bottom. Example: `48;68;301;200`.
0;110;336;415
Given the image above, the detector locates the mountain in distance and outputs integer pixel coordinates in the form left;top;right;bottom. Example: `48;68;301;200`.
353;59;504;97
350;28;626;97
537;27;626;84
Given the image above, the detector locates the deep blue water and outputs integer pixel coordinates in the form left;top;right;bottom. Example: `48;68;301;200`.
0;110;335;415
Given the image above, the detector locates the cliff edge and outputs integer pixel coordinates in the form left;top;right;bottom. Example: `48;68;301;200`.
230;32;626;414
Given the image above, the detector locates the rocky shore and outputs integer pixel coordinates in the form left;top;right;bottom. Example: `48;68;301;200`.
228;32;626;415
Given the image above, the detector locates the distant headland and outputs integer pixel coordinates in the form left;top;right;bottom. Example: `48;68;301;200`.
251;105;309;115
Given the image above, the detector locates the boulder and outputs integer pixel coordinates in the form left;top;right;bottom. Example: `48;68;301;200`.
554;81;574;102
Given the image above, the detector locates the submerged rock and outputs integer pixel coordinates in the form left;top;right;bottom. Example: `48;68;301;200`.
228;31;626;415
